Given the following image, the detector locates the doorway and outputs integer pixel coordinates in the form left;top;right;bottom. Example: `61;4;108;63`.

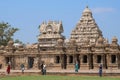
5;57;15;69
28;57;34;69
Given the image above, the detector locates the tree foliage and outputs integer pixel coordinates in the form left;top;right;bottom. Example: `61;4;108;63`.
14;39;23;44
0;22;19;46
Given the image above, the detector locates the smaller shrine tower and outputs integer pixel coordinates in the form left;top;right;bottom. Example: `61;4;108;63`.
38;21;65;51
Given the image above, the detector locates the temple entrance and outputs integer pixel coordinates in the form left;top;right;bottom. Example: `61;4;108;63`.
5;57;15;69
28;57;34;69
97;55;101;63
69;56;73;63
111;55;116;63
83;55;87;63
5;57;10;64
55;56;60;63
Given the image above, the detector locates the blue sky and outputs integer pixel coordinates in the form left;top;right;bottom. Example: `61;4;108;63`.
0;0;120;44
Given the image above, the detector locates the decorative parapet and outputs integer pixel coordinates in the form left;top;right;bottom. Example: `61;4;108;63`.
108;36;120;52
39;21;63;34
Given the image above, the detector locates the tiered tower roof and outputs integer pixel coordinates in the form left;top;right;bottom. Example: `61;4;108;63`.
38;21;64;39
70;6;103;45
38;21;65;48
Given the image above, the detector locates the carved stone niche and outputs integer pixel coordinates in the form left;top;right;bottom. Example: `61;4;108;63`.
70;39;76;46
57;38;64;46
96;36;104;46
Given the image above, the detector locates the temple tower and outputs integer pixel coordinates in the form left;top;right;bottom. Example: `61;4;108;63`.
70;6;103;46
38;21;65;68
38;21;65;51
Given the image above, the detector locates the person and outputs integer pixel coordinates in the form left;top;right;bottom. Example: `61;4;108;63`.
43;64;46;75
0;64;2;69
99;64;102;77
41;63;44;75
75;61;79;72
6;63;11;74
21;64;25;74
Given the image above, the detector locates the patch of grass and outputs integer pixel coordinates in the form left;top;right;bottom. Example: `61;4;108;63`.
0;75;120;80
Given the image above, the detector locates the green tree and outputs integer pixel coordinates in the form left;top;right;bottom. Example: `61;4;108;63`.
0;22;19;46
14;39;23;44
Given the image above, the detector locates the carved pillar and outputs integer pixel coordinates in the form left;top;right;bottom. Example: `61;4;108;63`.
102;54;107;69
88;54;93;69
93;54;97;69
107;54;110;69
67;55;69;64
25;56;28;69
54;55;57;63
117;54;120;69
88;54;91;69
73;54;77;63
80;54;83;65
60;54;64;69
37;54;41;69
94;54;96;63
106;54;109;69
102;54;105;68
33;57;39;69
11;56;15;70
2;56;6;69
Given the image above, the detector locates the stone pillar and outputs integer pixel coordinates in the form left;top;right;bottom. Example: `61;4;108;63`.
117;54;120;69
106;54;109;69
88;54;93;69
107;54;110;69
79;54;81;69
24;57;28;69
33;57;36;69
14;56;18;69
88;54;90;69
93;54;96;64
54;55;57;63
67;55;69;64
73;54;77;63
60;54;64;69
11;56;15;69
80;54;83;69
93;54;95;63
102;54;107;69
0;56;5;69
80;54;83;65
93;54;97;69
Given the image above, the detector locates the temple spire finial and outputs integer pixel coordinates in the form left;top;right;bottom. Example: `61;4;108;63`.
83;5;91;13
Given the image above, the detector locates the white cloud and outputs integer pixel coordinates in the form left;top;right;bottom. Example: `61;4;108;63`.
92;7;116;13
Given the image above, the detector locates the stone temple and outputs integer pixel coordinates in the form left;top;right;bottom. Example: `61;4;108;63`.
0;6;120;70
